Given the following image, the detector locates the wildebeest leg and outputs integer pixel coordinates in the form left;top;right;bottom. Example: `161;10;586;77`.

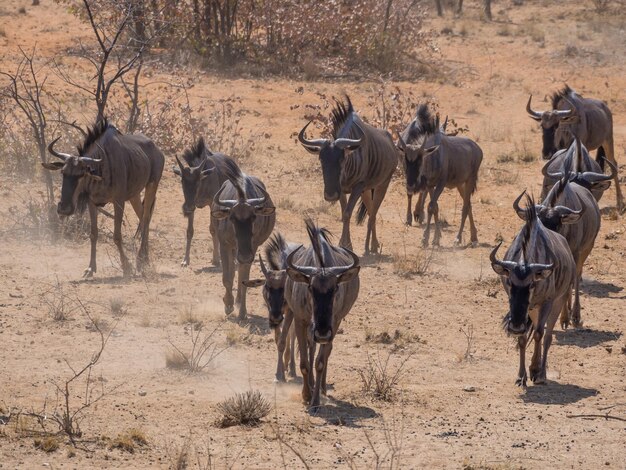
516;334;528;387
602;138;624;211
366;180;391;254
339;193;347;220
275;308;294;382
361;189;375;254
287;321;297;378
295;317;312;403
405;192;414;226
236;262;252;321
84;201;98;278
340;183;365;250
129;195;143;238
414;190;426;225
221;245;235;315
423;184;445;247
310;343;332;410
570;263;584;328
466;188;479;246
530;302;552;384
181;211;194;267
113;200;132;277
209;218;220;267
538;298;563;384
454;184;469;246
137;182;157;273
321;342;332;396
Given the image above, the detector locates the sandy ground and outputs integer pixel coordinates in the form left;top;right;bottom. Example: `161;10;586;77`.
1;0;625;468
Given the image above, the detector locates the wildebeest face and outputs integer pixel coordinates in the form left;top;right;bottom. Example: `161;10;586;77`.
397;133;438;193
319;143;350;202
540;120;558;160
173;158;215;216
534;205;582;232
43;156;101;216
242;256;287;328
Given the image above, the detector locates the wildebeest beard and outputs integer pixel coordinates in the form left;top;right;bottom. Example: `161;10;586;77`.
542;125;557;159
265;286;285;326
405;157;421;192
312;286;335;336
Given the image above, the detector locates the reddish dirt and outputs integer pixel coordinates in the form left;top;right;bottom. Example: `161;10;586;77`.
1;1;625;468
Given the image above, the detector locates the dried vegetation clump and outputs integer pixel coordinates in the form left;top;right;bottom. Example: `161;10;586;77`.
217;390;271;428
358;351;412;401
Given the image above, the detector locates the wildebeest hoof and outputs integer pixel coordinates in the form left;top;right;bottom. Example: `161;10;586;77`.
181;259;189;267
453;237;462;246
515;375;527;387
421;239;429;248
224;304;234;315
288;369;297;378
83;267;95;278
274;374;286;383
470;241;478;248
405;215;413;226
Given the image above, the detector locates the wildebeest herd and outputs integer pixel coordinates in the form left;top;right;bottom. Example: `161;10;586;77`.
42;86;621;409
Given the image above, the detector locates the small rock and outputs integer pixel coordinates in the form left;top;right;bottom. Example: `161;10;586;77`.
138;390;147;397
604;346;612;354
463;386;476;392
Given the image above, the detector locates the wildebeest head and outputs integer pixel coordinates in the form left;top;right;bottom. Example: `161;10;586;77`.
286;246;360;344
243;255;288;328
526;94;578;160
397;131;439;193
490;241;554;336
42;137;103;216
211;182;275;264
513;188;582;232
298;121;364;202
173;155;215;216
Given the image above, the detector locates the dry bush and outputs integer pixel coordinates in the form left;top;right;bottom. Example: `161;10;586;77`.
109;298;127;316
177;306;204;330
110;428;148;453
358;351;412;402
166;323;228;373
392;249;434;278
217;390;271;428
457;324;476;362
590;0;612;12
39;279;81;321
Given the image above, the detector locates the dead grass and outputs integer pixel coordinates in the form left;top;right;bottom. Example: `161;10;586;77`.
365;329;425;351
358;351;412;402
217;390;271;427
456;324;476;362
110;428;148;453
109;298;127;316
166;323;227;373
39;279;80;321
177;306;204;330
392;249;434;278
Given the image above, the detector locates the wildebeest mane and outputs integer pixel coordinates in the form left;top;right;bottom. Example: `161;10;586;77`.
545;174;569;207
551;85;574;109
77;117;115;155
304;217;333;268
264;232;289;270
331;95;354;139
408;104;438;139
182;137;210;167
221;157;246;199
521;194;538;263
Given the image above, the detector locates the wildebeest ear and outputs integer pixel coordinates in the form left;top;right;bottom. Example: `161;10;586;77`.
41;161;64;171
337;266;360;284
200;167;215;178
211;209;230;220
556;206;582;224
255;205;276;216
533;268;553;281
88;173;103;182
588;180;611;192
242;279;265;288
491;263;509;276
172;165;182;176
286;267;310;284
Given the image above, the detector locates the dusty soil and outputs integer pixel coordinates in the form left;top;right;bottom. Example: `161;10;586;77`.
1;1;625;468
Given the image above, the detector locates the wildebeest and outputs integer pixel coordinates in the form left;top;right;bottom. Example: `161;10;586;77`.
42;118;164;277
298;96;397;254
243;233;299;382
211;159;276;320
397;105;483;247
513;176;600;329
285;218;360;409
527;85;623;210
173;137;236;268
491;196;576;386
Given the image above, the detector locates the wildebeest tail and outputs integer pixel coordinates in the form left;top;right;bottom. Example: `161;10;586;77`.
264;232;289;270
304;216;332;268
355;191;371;226
596;146;606;172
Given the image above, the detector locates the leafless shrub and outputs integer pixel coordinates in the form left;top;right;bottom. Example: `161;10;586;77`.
392;249;434;278
166;323;228;373
39;278;81;321
590;0;611;12
109;298;127;316
217;390;271;428
457;324;475;362
358;351;412;401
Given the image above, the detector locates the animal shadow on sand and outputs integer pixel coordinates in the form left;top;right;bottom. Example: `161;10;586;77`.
228;311;271;336
359;253;393;266
580;278;624;299
193;266;222;275
74;271;177;285
554;328;621;348
309;396;378;426
521;382;598;405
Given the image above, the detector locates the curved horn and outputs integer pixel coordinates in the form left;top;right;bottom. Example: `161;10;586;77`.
554;205;583;217
541;159;562;179
47;137;72;161
175;155;186;172
80;156;102;165
327;247;360;276
298;121;328;151
580;157;617;182
441;115;449;132
213;183;237;208
335;121;365;150
556;97;577;118
489;242;517;272
286;245;318;277
396;131;407;150
513;190;527;218
246;184;271;207
259;254;269;277
526;95;542;121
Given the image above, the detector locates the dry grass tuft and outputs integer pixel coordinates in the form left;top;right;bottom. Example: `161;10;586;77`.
178;307;204;330
166;323;227;373
109;298;127;316
217;390;271;427
34;436;59;453
358;351;412;401
392;249;434;278
110;428;148;453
